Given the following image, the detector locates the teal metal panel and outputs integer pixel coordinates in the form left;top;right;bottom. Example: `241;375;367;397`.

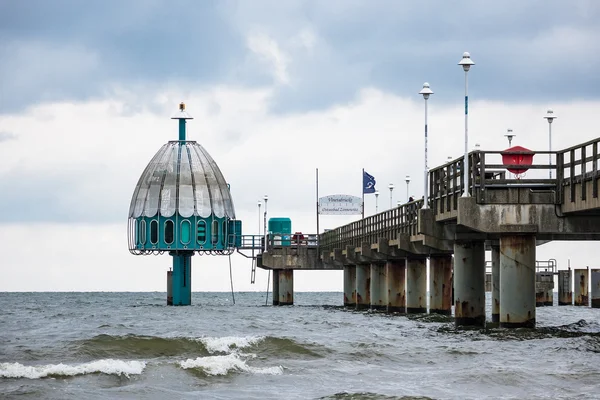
171;254;191;305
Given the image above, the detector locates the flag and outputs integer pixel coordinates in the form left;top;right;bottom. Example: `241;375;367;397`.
363;170;376;194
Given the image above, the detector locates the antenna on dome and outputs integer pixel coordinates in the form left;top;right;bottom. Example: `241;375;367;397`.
171;102;194;141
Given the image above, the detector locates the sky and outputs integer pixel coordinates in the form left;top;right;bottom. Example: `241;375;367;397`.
1;0;600;292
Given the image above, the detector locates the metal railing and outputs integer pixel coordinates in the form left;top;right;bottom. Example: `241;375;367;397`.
318;199;423;255
557;137;600;203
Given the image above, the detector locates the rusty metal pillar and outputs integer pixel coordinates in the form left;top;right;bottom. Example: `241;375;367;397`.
355;264;370;310
370;263;386;311
386;259;406;313
454;240;485;326
272;269;280;306
406;257;427;314
278;269;294;306
500;235;536;328
592;269;600;308
429;255;452;315
491;244;500;323
558;269;572;305
343;265;356;307
574;268;589;306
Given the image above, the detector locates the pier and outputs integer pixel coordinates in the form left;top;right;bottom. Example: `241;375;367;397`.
258;137;600;328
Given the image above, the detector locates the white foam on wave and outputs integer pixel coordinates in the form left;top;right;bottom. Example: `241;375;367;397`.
197;335;266;354
0;359;146;379
178;353;283;376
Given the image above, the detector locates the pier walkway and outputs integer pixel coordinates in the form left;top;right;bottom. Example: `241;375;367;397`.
258;137;600;327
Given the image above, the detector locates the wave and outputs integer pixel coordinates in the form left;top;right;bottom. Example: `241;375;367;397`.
178;353;283;376
73;334;324;359
0;359;145;379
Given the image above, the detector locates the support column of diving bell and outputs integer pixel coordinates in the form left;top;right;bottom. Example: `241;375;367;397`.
272;270;280;306
453;240;485;326
278;269;294;306
171;252;192;306
355;264;370;310
406;257;427;314
500;235;536;328
429;254;453;315
369;263;386;311
386;259;406;313
343;265;356;308
491;244;500;323
558;269;573;305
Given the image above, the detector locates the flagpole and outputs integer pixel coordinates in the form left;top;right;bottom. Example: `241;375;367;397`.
361;168;365;219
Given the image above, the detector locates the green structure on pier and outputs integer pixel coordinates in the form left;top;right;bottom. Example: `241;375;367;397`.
127;103;241;305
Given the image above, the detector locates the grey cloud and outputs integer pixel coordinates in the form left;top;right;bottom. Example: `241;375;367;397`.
1;0;599;114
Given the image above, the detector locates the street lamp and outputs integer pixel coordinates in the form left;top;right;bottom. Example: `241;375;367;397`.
458;51;475;197
544;109;557;179
419;82;433;209
375;190;380;213
263;195;268;252
397;200;402;207
258;201;262;236
388;183;394;209
405;175;411;202
505;129;515;147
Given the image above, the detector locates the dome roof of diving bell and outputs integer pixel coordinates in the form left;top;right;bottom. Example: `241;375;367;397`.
128;140;235;219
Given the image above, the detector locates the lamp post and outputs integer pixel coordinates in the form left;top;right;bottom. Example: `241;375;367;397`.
419;82;433;209
458;51;475;197
375;190;380;213
258;201;262;236
388;183;394;209
505;129;515;147
544;109;557;179
405;175;411;202
397;200;402;207
263;195;268;252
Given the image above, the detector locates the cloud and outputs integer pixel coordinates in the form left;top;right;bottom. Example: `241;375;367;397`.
2;1;599;114
1;83;598;226
246;32;290;85
0;131;17;142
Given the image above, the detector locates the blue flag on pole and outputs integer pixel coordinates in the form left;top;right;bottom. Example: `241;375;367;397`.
363;170;376;194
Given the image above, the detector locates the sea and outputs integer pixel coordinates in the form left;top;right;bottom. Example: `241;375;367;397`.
1;292;599;400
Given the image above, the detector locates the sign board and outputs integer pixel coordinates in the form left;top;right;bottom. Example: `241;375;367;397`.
318;194;362;215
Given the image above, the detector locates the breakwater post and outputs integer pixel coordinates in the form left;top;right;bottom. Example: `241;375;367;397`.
592;269;600;308
558;269;572;305
574;268;589;306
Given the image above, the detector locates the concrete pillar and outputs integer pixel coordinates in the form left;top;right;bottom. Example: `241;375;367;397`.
500;235;536;328
406;257;427;314
386;260;406;313
171;253;192;306
166;270;173;306
491;244;500;323
574;268;589;306
278;269;294;306
355;264;370;310
272;269;280;305
454;241;485;326
370;264;386;311
343;265;356;307
535;272;554;307
429;255;452;315
592;269;600;309
558;269;572;305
